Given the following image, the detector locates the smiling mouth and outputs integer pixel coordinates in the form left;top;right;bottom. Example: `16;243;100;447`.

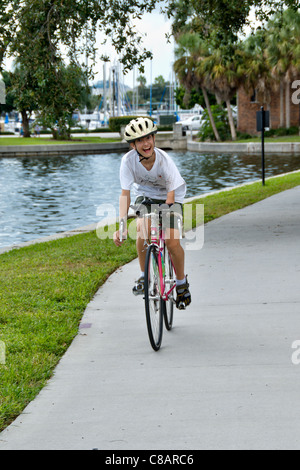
140;146;152;155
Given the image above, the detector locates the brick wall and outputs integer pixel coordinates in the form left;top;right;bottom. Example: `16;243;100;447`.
237;82;300;135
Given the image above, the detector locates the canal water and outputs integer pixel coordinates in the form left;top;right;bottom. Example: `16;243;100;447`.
0;150;300;248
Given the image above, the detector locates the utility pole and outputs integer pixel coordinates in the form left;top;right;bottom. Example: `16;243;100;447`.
256;106;270;186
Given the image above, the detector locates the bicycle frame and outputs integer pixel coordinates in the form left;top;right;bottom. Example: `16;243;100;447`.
144;210;177;303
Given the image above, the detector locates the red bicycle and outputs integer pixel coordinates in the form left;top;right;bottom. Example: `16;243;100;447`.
128;198;183;351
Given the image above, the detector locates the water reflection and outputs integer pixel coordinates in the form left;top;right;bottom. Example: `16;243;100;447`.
0;154;122;247
172;152;300;194
0;151;300;247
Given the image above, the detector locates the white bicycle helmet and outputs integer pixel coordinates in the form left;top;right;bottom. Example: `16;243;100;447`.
124;117;158;143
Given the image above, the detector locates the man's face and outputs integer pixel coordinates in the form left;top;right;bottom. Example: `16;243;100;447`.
132;134;155;159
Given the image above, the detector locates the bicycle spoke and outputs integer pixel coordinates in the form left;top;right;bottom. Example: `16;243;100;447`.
144;245;163;351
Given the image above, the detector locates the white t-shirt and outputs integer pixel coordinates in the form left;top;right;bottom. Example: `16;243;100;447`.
120;147;186;203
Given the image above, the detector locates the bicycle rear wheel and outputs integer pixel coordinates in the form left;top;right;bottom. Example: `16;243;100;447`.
144;244;163;351
163;248;175;331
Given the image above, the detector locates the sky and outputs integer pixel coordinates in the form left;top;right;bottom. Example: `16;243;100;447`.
2;6;261;92
90;6;260;89
92;10;175;88
2;9;175;90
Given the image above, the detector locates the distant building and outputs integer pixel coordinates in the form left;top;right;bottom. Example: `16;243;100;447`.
237;81;300;135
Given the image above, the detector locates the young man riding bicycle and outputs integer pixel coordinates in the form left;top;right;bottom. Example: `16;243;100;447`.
113;117;191;310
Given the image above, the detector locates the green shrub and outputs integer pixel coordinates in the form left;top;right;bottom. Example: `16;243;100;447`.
108;116;157;133
268;127;299;137
89;127;113;133
108;116;148;133
199;105;231;142
237;131;254;140
275;127;288;136
264;129;276;137
286;126;298;135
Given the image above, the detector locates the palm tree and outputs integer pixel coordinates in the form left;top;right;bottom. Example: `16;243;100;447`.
266;9;300;129
197;44;245;141
173;32;221;142
241;29;276;125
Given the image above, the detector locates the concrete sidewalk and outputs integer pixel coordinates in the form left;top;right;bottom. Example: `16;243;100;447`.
0;186;300;450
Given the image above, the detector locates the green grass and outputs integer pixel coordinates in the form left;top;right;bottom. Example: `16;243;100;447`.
234;135;300;143
184;171;300;228
0;231;137;430
0;136;121;146
0;170;300;432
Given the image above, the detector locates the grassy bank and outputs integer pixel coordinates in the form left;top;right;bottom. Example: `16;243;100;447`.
0;232;137;431
234;135;300;143
184;171;300;227
0;170;300;432
0;136;121;146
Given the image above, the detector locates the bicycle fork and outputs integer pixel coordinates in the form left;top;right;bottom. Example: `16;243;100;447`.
158;249;176;303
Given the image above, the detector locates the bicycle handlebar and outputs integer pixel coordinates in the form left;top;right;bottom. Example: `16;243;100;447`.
130;198;183;239
131;198;180;218
118;199;183;243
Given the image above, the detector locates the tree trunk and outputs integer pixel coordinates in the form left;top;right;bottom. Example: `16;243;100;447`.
226;100;236;141
202;86;221;142
21;110;31;137
280;81;284;127
286;80;291;128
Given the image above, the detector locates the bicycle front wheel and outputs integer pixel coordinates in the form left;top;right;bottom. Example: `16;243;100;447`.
163;248;175;331
144;244;163;351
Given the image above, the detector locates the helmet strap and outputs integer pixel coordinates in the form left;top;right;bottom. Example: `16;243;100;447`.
138;153;151;163
133;137;155;164
132;145;153;163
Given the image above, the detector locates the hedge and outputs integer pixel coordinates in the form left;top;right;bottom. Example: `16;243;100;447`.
109;116;153;133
